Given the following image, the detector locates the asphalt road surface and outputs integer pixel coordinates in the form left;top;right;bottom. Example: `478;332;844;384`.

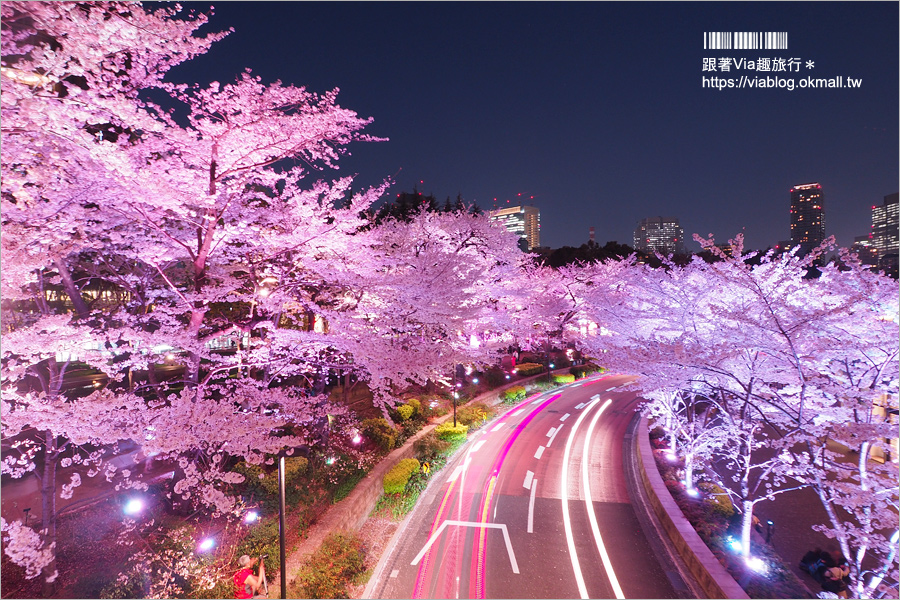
368;374;682;599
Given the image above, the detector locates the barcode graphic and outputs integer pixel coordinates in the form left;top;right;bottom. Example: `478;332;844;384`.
704;32;788;50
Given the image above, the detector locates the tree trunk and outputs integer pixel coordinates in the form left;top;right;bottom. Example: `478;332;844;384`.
52;257;90;320
39;432;58;598
684;450;695;490
740;499;754;561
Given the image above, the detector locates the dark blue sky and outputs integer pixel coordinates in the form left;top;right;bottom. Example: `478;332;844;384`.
173;2;898;251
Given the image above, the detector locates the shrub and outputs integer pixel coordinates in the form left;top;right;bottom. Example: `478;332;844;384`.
232;456;309;510
569;363;603;378
455;402;492;426
433;422;468;442
500;385;526;403
698;481;735;518
382;458;421;494
413;431;451;463
406;398;421;416
361;417;396;452
396;404;414;421
483;367;508;387
332;469;367;503
293;532;367;599
234;517;281;564
514;362;545;376
551;373;576;385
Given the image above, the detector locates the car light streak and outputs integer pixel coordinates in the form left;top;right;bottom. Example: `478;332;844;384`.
413;476;460;598
560;397;601;599
582;398;625;598
468;392;562;598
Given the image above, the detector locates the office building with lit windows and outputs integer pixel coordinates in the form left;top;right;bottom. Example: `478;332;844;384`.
633;216;685;255
489;205;540;251
871;192;899;257
789;183;825;256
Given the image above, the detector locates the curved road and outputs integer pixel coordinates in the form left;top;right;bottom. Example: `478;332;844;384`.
368;374;682;599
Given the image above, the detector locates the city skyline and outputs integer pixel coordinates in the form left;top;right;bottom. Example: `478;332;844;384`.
167;2;897;251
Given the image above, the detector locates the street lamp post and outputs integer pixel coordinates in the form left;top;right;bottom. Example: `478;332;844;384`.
277;455;287;599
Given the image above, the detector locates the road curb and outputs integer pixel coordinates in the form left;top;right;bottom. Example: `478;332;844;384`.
635;416;749;599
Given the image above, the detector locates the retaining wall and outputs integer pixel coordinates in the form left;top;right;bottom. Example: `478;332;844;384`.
635;416;749;599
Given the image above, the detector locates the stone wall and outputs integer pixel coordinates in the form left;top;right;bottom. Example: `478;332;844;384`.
635;416;749;599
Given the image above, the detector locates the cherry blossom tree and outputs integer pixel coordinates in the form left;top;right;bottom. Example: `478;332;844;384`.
333;206;527;411
574;235;897;572
1;1;389;590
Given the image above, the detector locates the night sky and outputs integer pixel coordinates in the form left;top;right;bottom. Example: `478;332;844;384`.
171;1;899;251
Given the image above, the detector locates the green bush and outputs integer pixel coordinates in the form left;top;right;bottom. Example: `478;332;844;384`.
382;458;421;494
396;404;414;421
698;481;735;518
234;517;281;564
406;397;421;416
500;385;526;403
361;417;396;452
569;363;604;378
552;373;576;384
413;431;451;463
232;456;309;511
332;469;367;503
514;362;545;376
433;422;468;442
455;402;492;426
293;532;367;599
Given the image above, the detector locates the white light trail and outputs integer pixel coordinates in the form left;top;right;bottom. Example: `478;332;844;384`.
560;397;600;599
582;398;625;599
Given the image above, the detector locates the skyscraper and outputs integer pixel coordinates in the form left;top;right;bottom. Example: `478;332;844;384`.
871;192;899;257
789;183;825;256
488;205;540;251
633;217;685;255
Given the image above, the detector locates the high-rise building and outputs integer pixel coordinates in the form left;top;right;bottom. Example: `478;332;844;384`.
489;205;540;251
633;217;685;255
851;235;879;266
789;183;825;256
871;192;899;257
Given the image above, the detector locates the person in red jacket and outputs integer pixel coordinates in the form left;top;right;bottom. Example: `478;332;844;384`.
234;555;266;599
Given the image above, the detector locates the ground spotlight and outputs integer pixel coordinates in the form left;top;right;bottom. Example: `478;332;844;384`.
123;498;144;515
198;537;215;552
244;510;259;524
746;556;768;575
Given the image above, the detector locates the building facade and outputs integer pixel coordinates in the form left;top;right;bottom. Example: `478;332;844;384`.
489;205;541;251
633;216;685;255
789;183;825;256
871;192;899;257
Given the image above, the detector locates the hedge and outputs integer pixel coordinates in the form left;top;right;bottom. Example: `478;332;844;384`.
569;363;605;378
500;385;526;403
382;458;421;494
433;422;468;443
552;373;576;384
514;362;545;376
